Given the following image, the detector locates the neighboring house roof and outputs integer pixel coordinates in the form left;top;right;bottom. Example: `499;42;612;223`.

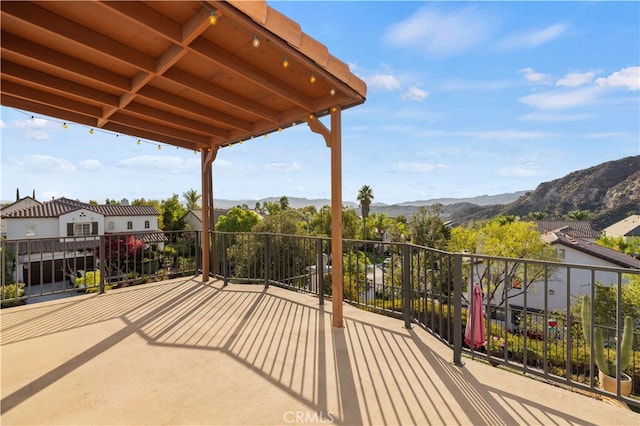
533;220;597;239
602;215;640;238
542;232;640;269
1;197;158;219
181;208;231;225
0;196;42;213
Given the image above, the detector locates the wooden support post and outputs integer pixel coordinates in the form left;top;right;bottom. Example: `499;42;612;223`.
330;107;343;328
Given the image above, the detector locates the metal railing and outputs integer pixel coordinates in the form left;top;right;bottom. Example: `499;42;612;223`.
1;230;199;302
2;230;638;407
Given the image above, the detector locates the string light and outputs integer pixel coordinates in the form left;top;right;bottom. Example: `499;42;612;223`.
282;57;289;68
264;134;268;139
278;127;282;132
63;123;68;129
30;116;34;121
157;144;162;150
309;73;316;84
252;35;260;48
137;139;141;145
330;87;336;96
89;128;94;134
208;10;217;26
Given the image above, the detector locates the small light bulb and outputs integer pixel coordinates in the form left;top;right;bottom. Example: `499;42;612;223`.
252;35;260;48
309;74;316;84
330;87;336;96
264;134;268;139
309;114;315;120
157;144;162;150
278;127;282;132
208;12;217;26
89;129;94;135
63;123;68;129
30;116;34;121
136;140;141;145
282;58;289;68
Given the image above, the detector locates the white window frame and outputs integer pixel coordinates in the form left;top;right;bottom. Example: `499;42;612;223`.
74;222;91;236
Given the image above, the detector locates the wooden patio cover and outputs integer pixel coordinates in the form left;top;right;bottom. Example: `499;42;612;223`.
0;0;367;327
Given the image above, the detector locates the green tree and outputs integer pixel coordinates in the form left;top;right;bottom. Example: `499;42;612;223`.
596;235;640;258
216;207;260;232
263;201;282;215
371;212;391;241
357;185;374;240
525;211;547;220
342;208;359;239
564;210;594;220
309;205;331;236
448;219;558;307
160;194;186;231
182;188;201;210
279;196;290;210
408;204;449;250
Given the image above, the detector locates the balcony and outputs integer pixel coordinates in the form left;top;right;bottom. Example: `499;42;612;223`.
2;231;639;424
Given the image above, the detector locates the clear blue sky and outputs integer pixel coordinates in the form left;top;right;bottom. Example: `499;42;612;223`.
1;1;639;205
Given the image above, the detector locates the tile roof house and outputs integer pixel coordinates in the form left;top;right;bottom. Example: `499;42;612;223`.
2;197;159;240
602;215;640;240
0;196;42;237
532;220;597;242
2;197;161;285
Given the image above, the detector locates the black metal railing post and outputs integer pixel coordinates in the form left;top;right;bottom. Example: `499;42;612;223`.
316;238;324;305
264;233;270;288
453;253;463;366
402;244;412;329
222;233;228;286
99;235;106;294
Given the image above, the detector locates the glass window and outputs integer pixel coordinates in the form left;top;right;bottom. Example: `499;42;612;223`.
74;223;91;236
127;221;133;230
108;221;115;231
144;220;150;229
25;223;36;237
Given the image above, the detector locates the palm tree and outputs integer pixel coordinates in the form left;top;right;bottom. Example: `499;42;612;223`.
182;189;201;210
279;196;289;210
357;185;374;239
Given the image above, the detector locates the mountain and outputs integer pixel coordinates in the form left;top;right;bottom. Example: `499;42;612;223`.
449;156;640;230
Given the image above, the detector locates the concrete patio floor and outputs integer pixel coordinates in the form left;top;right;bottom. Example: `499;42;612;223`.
1;276;638;425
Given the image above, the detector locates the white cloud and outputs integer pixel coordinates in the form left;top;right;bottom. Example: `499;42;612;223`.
498;162;539;178
402;86;429;101
117;155;200;174
263;162;303;172
383;5;494;57
366;74;401;91
517;112;593;122
595;66;640;91
465;130;555;140
392;162;446;173
556;71;597;87
498;23;568;50
518;86;601;110
10;154;76;173
519;67;551;84
79;159;104;171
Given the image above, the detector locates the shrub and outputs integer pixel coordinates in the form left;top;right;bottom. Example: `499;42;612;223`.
1;283;25;307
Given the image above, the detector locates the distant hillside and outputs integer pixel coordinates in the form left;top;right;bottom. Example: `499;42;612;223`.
449;156;640;231
214;192;527;216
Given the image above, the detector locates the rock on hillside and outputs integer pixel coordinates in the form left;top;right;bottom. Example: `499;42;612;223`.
452;156;640;230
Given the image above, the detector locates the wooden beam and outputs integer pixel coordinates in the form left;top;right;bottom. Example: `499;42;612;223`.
136;86;252;132
162;67;281;123
1;60;119;107
0;32;130;92
1;2;155;72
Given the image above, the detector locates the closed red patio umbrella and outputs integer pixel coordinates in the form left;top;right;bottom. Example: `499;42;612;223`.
465;283;486;349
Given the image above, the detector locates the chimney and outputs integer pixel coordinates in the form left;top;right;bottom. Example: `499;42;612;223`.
120;198;129;206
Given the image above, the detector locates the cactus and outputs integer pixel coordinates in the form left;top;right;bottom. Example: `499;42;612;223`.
581;295;634;377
